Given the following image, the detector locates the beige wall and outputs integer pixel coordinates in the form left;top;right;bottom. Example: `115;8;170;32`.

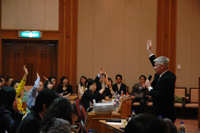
77;0;157;91
176;0;200;93
1;0;59;30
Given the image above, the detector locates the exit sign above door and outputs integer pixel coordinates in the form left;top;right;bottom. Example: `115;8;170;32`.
18;31;42;38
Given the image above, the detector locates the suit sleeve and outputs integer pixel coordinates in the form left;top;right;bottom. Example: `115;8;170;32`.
149;54;156;67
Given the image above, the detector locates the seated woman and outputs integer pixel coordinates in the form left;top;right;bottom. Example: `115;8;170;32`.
57;76;73;96
131;75;148;113
80;80;105;112
124;113;167;133
0;86;24;133
78;76;87;96
40;97;73;133
108;77;114;95
44;80;54;90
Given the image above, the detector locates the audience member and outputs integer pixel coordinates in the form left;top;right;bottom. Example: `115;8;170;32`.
44;80;54;90
48;76;57;87
0;76;5;86
112;74;126;94
27;73;44;108
131;75;148;113
124;113;167;133
80;80;105;112
57;76;73;96
95;68;112;100
40;97;73;133
0;86;23;133
78;76;87;96
16;89;59;133
6;77;14;86
108;77;114;95
10;65;29;114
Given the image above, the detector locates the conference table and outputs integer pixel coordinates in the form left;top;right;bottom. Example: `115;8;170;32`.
87;98;132;132
99;120;124;133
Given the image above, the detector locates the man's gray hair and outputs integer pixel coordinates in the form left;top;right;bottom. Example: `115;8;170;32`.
154;56;169;70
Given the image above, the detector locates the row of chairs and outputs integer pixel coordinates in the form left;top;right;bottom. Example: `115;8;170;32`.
132;87;199;118
174;87;198;118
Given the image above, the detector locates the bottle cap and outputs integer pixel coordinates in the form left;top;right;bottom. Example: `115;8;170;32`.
180;121;184;124
159;115;162;118
132;110;135;113
89;129;92;132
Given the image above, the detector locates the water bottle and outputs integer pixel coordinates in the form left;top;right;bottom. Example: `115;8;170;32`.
178;121;185;133
125;92;129;98
121;90;124;96
89;129;92;133
131;110;136;117
159;115;162;119
112;95;115;102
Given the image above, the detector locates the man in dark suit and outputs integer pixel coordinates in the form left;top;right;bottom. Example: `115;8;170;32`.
16;89;59;133
112;74;126;94
145;40;176;123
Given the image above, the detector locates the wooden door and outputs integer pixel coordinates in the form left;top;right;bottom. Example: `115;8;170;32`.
3;41;57;85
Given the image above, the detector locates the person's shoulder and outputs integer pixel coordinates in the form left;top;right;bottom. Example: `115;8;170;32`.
121;83;126;86
113;83;117;87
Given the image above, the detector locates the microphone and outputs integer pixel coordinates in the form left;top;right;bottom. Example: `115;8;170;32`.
148;75;152;81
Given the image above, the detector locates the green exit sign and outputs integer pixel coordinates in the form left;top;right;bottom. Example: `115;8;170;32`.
18;31;42;38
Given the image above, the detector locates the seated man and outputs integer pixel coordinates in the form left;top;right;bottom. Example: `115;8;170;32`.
112;74;126;94
6;76;14;86
131;75;148;113
16;89;59;133
0;76;5;86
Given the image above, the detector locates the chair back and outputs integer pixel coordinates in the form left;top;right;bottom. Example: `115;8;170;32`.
74;98;82;119
189;88;199;103
80;105;86;122
80;120;89;133
174;87;186;97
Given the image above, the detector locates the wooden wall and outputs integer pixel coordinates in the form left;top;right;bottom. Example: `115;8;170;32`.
0;0;78;92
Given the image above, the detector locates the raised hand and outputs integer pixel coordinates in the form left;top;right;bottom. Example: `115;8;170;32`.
43;76;48;81
36;73;40;79
23;65;28;75
146;39;153;55
99;67;103;75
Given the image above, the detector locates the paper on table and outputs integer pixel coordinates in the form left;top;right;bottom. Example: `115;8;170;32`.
107;122;122;125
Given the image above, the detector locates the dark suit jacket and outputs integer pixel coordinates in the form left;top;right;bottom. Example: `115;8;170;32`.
94;76;112;100
80;89;101;111
16;110;42;133
149;55;176;122
57;84;73;96
112;83;126;94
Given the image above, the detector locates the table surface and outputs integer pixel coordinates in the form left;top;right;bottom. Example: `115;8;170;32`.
99;120;125;133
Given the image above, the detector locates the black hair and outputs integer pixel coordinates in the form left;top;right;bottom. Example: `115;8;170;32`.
139;75;146;80
6;77;13;82
124;113;167;133
101;73;106;78
108;78;113;86
116;74;122;80
0;78;2;83
0;86;16;111
10;80;20;88
0;76;5;79
60;76;68;84
87;80;96;89
48;76;56;81
80;76;87;86
40;97;73;132
44;80;53;89
32;89;59;113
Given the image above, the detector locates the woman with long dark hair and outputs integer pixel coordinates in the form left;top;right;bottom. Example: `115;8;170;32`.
78;76;87;96
0;86;23;133
40;97;73;133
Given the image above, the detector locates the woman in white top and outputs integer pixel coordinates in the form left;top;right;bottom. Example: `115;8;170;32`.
78;76;87;96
